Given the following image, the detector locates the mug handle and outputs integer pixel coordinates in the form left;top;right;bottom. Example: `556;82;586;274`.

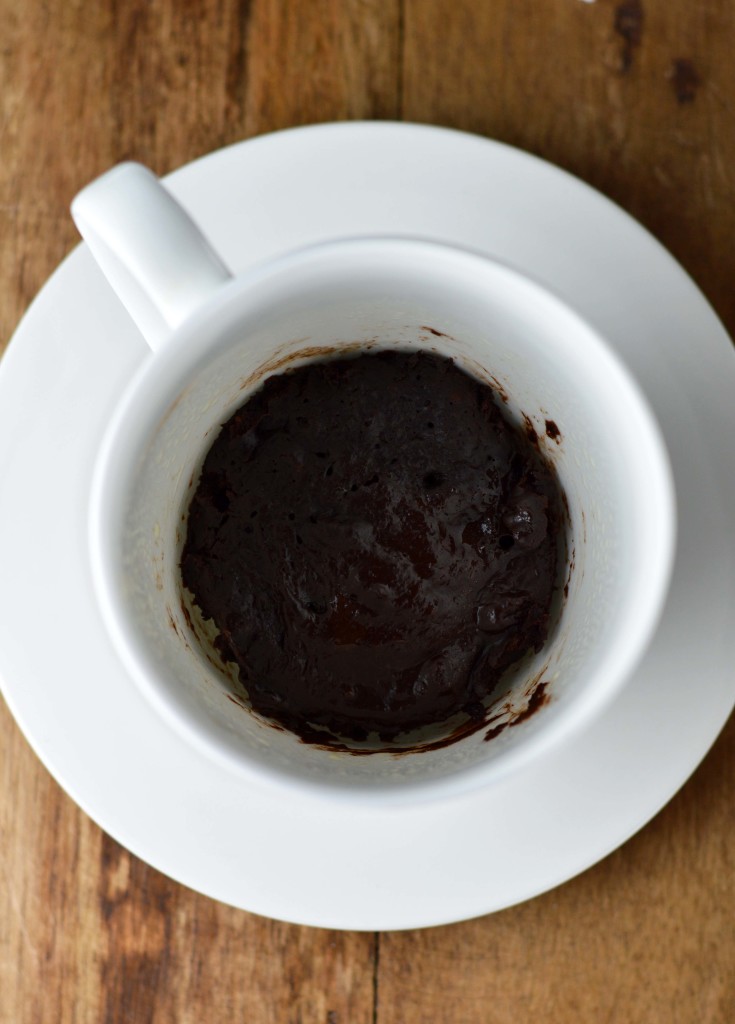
71;162;233;350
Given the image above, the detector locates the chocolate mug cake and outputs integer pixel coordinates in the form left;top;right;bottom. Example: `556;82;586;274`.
180;350;564;746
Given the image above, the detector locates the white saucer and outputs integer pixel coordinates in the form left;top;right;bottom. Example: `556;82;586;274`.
2;123;734;931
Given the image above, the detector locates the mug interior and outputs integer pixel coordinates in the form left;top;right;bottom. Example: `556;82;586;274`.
90;240;674;801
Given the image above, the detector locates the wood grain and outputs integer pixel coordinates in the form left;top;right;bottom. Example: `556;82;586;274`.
0;711;376;1024
379;714;735;1024
403;0;735;339
0;0;402;356
1;0;734;1022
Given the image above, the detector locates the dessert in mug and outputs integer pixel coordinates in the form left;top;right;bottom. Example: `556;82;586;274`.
181;350;565;747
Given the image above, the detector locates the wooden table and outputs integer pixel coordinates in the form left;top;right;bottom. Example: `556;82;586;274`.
1;1;734;1020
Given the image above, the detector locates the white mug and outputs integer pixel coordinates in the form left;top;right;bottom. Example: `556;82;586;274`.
72;162;675;803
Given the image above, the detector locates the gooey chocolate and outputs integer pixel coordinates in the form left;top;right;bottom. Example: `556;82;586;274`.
180;351;563;745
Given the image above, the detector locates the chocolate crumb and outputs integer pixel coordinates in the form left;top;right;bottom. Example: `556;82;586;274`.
545;419;561;442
